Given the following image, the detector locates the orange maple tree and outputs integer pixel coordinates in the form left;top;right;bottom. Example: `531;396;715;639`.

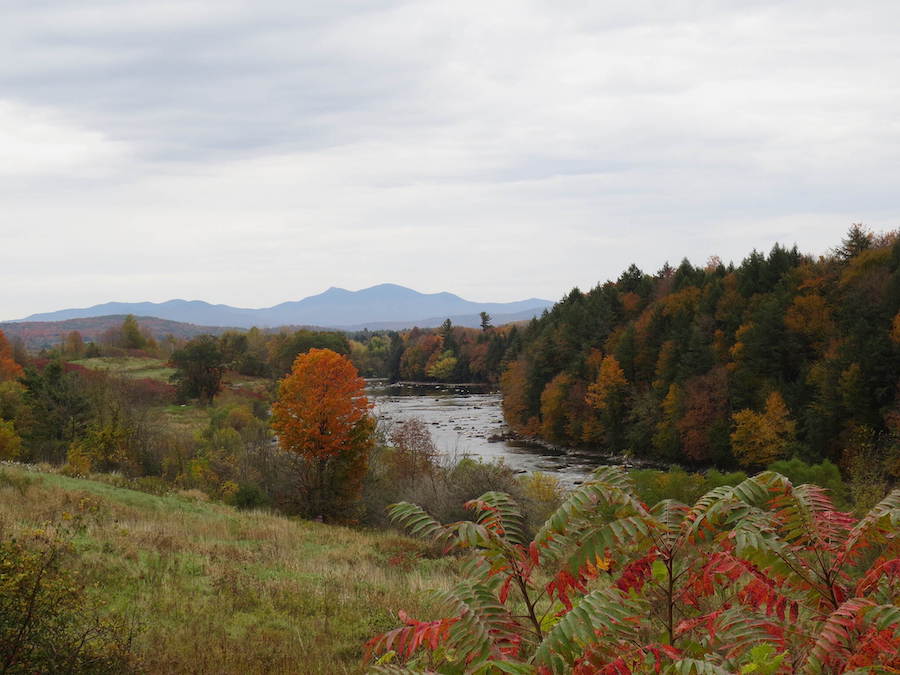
271;348;374;520
0;330;23;382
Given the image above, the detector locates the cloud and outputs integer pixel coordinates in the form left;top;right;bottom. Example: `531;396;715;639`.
0;100;127;178
1;0;898;319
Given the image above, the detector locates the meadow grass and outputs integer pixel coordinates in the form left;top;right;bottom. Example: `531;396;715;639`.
0;466;457;674
157;403;214;433
73;356;176;382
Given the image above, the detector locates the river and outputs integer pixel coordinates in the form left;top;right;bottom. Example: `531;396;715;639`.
368;381;608;485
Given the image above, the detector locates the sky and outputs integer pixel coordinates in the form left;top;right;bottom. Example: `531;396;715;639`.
2;0;899;320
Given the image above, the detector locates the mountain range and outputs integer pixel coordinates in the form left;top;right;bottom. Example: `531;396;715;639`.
13;284;553;330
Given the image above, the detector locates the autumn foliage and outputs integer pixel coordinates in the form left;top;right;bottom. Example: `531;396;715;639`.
499;227;900;478
368;467;899;673
0;330;23;382
271;348;374;520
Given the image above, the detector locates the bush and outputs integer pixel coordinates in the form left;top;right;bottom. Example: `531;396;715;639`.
518;471;564;526
0;468;36;495
767;457;849;508
228;482;270;510
0;532;138;673
364;450;526;529
369;468;900;672
0;420;22;461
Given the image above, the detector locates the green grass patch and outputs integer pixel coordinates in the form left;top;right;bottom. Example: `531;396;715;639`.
0;466;456;674
72;356;176;382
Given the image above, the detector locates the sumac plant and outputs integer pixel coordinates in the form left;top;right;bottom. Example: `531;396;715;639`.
366;467;899;674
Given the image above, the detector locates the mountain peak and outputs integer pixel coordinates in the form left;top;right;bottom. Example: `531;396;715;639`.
16;285;554;329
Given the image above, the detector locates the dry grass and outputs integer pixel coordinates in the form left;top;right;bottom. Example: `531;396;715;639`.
0;466;458;674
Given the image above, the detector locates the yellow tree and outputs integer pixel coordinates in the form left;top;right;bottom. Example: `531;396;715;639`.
271;348;374;521
784;294;835;350
653;382;682;459
540;373;573;444
501;359;536;435
585;354;628;449
730;391;796;467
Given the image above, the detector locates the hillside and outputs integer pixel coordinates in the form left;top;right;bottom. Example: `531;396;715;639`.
13;284;552;330
0;465;455;674
0;315;236;351
501;226;900;477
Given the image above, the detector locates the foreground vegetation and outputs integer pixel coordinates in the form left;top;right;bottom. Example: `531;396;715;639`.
372;467;900;673
0;465;457;673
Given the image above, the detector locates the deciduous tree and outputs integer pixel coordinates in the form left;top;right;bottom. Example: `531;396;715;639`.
121;314;147;350
170;336;225;404
731;391;796;467
271;348;374;521
0;330;23;382
585;354;628;448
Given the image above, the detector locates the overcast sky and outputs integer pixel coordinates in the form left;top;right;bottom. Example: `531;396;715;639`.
2;0;899;320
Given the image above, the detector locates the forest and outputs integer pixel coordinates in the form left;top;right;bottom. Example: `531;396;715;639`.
492;226;900;480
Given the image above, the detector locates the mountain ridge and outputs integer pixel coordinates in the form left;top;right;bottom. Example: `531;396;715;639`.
13;284;553;329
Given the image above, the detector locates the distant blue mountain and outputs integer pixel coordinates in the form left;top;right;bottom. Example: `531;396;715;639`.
17;284;553;329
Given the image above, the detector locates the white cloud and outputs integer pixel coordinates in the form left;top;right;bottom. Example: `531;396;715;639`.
0;0;898;319
0;100;127;177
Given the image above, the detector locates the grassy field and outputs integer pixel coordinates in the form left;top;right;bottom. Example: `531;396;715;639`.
0;466;456;674
72;356;177;382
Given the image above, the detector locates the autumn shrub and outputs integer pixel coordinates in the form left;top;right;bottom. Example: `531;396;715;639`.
123;377;176;406
518;471;564;527
0;530;138;673
841;429;896;514
389;418;439;481
0;419;23;461
364;448;534;532
368;467;900;673
65;419;139;476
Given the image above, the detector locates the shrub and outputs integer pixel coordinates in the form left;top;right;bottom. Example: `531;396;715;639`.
368;467;900;673
0;532;138;673
629;467;748;507
363;446;527;530
0;419;23;461
768;457;849;508
229;482;270;510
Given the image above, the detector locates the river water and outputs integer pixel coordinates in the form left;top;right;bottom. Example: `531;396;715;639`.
368;381;605;485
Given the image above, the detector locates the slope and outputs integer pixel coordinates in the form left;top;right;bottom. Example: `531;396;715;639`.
0;465;456;674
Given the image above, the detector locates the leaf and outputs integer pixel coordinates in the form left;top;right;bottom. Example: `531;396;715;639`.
803;598;876;673
670;658;732;674
533;588;647;670
465;492;528;546
388;502;449;544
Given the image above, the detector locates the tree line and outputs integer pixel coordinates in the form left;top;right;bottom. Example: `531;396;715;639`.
500;225;900;481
